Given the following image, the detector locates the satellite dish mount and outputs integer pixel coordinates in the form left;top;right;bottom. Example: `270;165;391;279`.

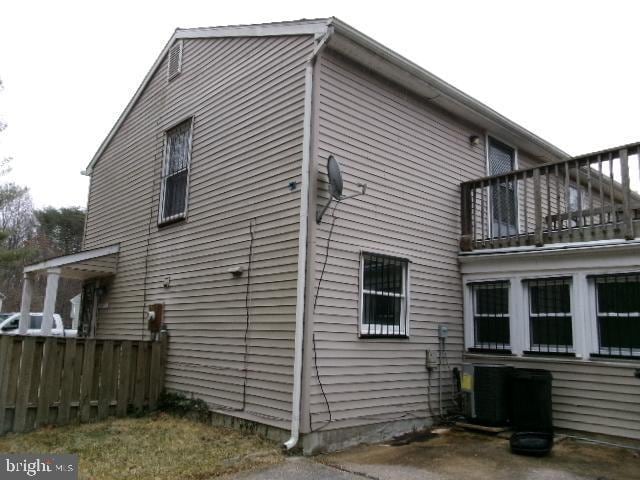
316;155;367;224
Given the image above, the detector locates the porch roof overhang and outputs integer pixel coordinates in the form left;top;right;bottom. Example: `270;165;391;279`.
23;244;120;280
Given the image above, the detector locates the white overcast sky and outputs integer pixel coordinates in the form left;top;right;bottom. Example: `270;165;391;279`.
0;0;638;208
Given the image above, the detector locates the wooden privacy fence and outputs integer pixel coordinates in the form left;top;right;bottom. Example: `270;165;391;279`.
0;333;167;435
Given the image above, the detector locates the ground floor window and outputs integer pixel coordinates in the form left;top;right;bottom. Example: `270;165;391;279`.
595;273;640;357
471;281;510;351
360;253;408;337
526;278;573;353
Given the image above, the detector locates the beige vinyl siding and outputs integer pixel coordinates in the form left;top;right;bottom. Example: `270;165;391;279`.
466;354;640;440
306;49;503;431
83;34;315;428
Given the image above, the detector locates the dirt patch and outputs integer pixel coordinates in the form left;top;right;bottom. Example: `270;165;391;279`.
320;429;640;480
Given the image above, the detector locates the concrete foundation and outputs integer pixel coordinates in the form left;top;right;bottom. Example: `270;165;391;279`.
206;409;432;456
301;417;433;455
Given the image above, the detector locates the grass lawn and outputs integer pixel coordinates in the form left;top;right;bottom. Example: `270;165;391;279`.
0;413;283;479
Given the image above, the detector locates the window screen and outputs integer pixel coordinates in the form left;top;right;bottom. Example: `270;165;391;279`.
595;273;640;357
472;281;510;350
360;253;408;336
527;278;573;353
160;120;192;223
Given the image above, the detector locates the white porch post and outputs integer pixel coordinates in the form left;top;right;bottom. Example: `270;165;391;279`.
19;273;34;334
41;268;61;335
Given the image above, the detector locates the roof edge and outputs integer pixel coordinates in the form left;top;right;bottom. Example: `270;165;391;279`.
85;17;570;175
328;18;570;161
84;19;332;175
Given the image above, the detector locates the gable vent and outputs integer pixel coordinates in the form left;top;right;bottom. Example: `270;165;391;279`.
167;41;183;80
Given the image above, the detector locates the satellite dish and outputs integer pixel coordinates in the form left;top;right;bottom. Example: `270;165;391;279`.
316;155;367;224
327;155;343;200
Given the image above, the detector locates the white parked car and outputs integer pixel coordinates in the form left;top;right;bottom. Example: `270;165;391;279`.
0;313;77;337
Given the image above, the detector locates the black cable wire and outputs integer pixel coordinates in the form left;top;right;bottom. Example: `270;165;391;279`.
310;201;339;431
240;218;255;411
312;331;332;430
313;201;340;311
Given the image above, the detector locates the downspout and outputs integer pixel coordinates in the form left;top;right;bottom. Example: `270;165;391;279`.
284;24;333;451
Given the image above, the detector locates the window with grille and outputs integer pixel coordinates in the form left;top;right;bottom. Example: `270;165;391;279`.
595;273;640;357
167;41;183;80
159;119;192;224
526;278;573;353
488;137;517;236
471;281;510;351
360;253;408;337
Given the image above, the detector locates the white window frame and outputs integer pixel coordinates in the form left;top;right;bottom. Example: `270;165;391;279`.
470;280;512;351
158;118;194;225
525;277;575;354
485;134;520;238
593;273;640;358
358;252;410;337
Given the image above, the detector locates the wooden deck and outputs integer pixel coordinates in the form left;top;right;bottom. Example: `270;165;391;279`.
460;142;640;251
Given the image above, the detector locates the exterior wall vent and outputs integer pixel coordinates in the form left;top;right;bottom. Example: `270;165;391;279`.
167;41;183;80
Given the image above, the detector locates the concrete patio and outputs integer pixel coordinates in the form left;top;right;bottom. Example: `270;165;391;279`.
224;429;640;480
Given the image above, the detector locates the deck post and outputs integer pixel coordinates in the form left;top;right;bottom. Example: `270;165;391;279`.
533;168;543;246
619;148;633;240
41;268;61;335
460;183;473;251
19;273;33;334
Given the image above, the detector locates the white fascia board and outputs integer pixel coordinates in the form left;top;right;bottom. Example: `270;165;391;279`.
328;18;570;163
175;20;330;39
84;19;331;175
24;244;120;273
459;240;640;276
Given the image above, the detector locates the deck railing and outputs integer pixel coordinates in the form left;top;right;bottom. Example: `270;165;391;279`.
460;142;640;251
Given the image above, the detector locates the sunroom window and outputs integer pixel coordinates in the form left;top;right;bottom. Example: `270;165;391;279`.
526;278;573;354
471;281;510;351
595;273;640;357
360;253;408;337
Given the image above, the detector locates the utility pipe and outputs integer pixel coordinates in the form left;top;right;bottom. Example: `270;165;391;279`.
283;24;333;451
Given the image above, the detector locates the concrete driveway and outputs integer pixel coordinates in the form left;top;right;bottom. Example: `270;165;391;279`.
224;429;640;480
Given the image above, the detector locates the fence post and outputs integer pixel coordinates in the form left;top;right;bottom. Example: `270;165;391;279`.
13;337;36;433
0;336;12;434
35;338;55;428
79;339;96;422
58;338;76;425
460;183;473;251
533;168;543;246
116;341;132;417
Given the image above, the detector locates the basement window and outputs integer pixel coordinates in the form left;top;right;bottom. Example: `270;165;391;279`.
470;281;510;352
360;253;409;337
594;273;640;357
167;41;183;80
159;119;193;224
526;278;573;354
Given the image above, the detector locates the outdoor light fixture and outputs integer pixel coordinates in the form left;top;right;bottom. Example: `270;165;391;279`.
469;135;480;146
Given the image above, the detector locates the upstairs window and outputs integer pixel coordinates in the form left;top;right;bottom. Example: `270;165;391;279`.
595;273;640;357
360;253;408;337
471;281;510;351
159;119;192;224
526;278;573;354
